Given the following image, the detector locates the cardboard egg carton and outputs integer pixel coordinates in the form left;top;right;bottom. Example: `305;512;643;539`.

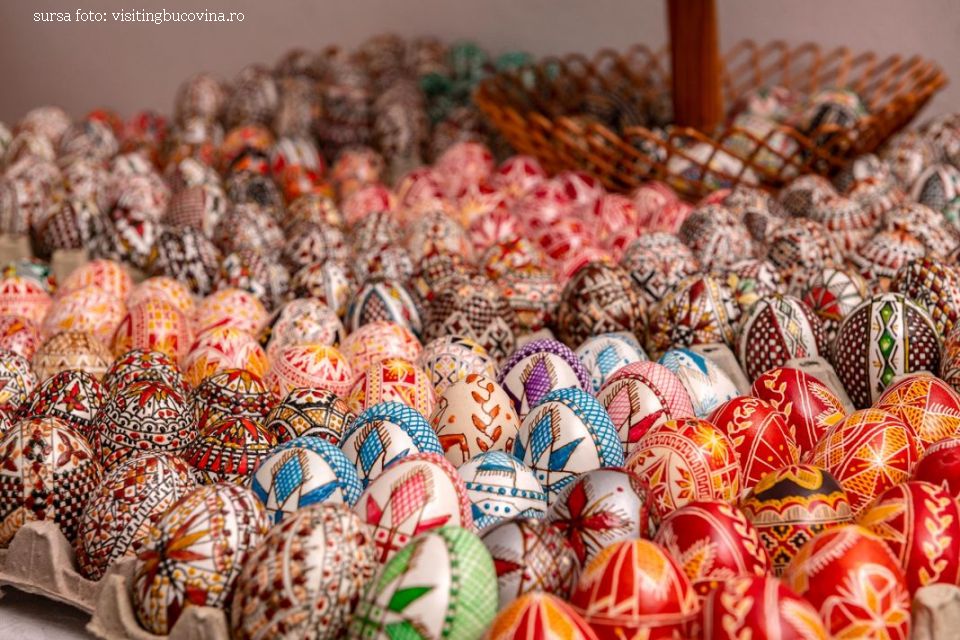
688;343;751;396
0;520;228;640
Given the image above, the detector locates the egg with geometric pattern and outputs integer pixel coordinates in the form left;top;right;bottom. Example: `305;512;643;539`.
497;339;590;422
574;331;649;395
457;451;547;531
190;368;275;433
263;387;355;445
111;298;194;362
184;417;277;484
416;335;497;396
736;294;828;382
14;368;104;443
182;326;269;388
346;357;435;416
658;349;739;419
487;592;598;640
874;372;960;448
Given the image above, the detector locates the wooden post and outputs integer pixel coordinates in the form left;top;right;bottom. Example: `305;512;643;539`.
667;0;723;130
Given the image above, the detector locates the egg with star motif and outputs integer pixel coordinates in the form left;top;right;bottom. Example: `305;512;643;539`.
874;372;960;447
266;344;353;398
182;326;268;388
184;417;277;484
263;387;354;445
190;368;275;432
15;369;104;442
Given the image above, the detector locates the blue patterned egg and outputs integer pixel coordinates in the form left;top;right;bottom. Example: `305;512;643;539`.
575;332;649;394
250;436;362;524
513;387;624;504
457;451;547;530
497;338;590;421
340;401;442;486
658;348;739;418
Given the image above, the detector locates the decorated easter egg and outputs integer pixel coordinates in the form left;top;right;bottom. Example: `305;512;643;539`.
512;387;624;504
149;226;222;297
42;285;125;347
417;335;497;395
892;258;960;339
874;373;960;447
626;417;742;516
482;517;578;609
859;480;960;594
75;453;196;579
646;275;740;359
708;396;800;491
349;525;498;639
92;379;196;469
341;320;422;375
0;315;39;360
800;266;870;345
620;233;699;308
290;260;353;318
678;204;754;271
111;298;193;362
352;452;472;562
347;357;435;415
913;437;960;498
229;503;377;640
15;369;104;441
654;500;768;597
723;259;786;314
0;416;101;546
429;374;519;466
128;277;196;317
571;539;698;639
0;349;36;413
266;344;353;398
33;330;112;381
547;467;658;566
425;273;519;362
697;575;827;640
261;298;343;358
457;451;547;530
736;294;829;382
251;435;361;524
556;262;645;349
488;592;598;640
751;367;846;454
264;387;354;445
59;258;132;300
184;417;277;484
834;293;941;408
182;326;268;387
346;278;422;337
575;332;649;394
766;219;842;291
190;368;274;433
497;339;590;420
103;349;187;396
193;288;268;335
132;483;269;634
658;349;739;418
782;525;910;640
340;401;442;486
808;409;920;515
851;229;926;285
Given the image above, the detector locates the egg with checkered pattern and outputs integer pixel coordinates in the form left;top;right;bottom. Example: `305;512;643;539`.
736;294;828;383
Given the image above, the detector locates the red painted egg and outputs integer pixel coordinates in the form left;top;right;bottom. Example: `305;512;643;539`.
807;409;920;516
751;367;846;455
654;500;768;598
347;357;435;416
59;258;132;300
264;344;352;398
858;480;960;594
0;276;51;325
697;575;827;639
182;326;268;388
111;298;193;362
913;437;960;499
874;373;960;448
488;592;598;640
0;315;39;360
782;525;911;640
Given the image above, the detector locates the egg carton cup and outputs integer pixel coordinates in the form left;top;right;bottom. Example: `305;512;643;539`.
0;234;32;262
784;356;855;413
688;343;751;395
913;584;960;640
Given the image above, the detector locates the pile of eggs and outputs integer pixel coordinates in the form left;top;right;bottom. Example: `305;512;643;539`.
4;39;960;640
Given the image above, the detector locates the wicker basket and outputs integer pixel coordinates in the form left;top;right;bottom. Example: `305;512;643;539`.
475;40;947;199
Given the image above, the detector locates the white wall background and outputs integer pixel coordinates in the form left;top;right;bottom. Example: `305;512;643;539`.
0;0;957;124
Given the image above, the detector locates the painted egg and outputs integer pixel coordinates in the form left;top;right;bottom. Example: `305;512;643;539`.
646;275;740;359
892;257;960;338
736;294;829;382
352;452;472;562
807;409;920;515
347;357;435;415
43;285;126;347
59;258;132;300
128;277;196;317
782;525;910;640
132;483;269;634
626;417;742;516
875;373;960;447
92;379;196;469
111;298;193;362
190;368;274;433
488;592;598;640
184;417;277;484
911;163;960;219
697;575;827;640
265;344;353;398
264;387;354;445
150;226;222;297
15;369;103;442
722;258;785;314
766;219;842;292
547;467;658;567
512;387;624;504
751;367;846;454
340;401;442;486
182;326;268;388
498;339;590;421
741;464;853;576
346;278;422;337
658;349;739;418
708;396;800;491
33;330;112;381
596;361;696;456
341;320;422;375
0;349;36;413
571;539;698;639
913;437;960;499
261;298;343;358
229;503;377;640
556;262;645;350
457;451;547;530
216;249;291;312
859;480;960;594
499;270;561;334
103;349;187;396
75;453;196;579
251;435;362;524
193;287;268;335
0;276;51;325
0;315;39;360
800;266;870;345
620;234;699;308
654;500;768;598
290;260;353;318
677;204;753;271
429;374;520;467
575;332;649;394
481;518;578;609
349;525;498;638
0;415;101;546
424;273;519;362
417;335;497;396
